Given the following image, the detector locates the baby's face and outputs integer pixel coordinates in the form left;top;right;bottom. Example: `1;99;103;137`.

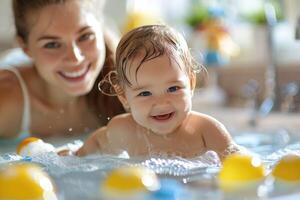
123;54;194;135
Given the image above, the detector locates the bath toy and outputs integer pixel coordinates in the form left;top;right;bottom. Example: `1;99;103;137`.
272;153;300;181
271;154;300;193
151;178;187;200
16;137;56;157
0;163;58;200
100;166;160;200
218;154;266;192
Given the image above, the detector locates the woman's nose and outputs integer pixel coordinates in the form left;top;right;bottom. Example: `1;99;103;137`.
64;43;84;63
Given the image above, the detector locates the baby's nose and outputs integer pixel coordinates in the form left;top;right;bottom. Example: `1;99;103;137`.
152;96;171;108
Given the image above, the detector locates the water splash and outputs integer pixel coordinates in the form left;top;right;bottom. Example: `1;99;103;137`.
264;141;300;167
0;153;22;165
136;151;221;176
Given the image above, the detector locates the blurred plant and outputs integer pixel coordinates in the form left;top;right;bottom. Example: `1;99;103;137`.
186;5;210;30
241;0;284;25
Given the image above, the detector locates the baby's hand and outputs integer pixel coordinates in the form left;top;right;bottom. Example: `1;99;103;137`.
57;148;74;156
74;139;100;157
74;146;85;156
55;140;84;156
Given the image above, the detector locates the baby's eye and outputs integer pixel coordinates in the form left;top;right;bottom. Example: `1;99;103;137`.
138;91;152;97
167;86;180;93
43;42;61;49
78;33;95;42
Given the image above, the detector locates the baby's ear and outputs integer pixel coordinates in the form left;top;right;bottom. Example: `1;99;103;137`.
16;36;32;58
117;91;130;112
190;72;197;94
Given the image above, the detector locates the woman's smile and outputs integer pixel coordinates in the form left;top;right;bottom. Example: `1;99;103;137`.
58;63;91;83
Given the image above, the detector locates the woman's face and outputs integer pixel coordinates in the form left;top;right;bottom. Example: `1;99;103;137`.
23;0;105;96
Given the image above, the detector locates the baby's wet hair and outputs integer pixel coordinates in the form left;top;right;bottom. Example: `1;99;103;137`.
98;24;208;96
116;24;207;88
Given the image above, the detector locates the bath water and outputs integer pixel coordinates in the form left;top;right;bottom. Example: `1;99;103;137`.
1;130;300;200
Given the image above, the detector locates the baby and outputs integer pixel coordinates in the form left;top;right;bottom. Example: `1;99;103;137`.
76;25;242;160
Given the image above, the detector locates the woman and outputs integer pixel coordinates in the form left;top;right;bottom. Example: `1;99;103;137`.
0;0;124;139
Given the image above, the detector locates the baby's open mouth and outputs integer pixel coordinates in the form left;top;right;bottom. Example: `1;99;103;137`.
151;112;175;121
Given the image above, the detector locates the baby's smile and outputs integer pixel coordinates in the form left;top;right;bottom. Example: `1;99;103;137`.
150;111;175;121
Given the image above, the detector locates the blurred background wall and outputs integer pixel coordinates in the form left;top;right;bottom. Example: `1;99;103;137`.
1;0;300;65
1;0;300;110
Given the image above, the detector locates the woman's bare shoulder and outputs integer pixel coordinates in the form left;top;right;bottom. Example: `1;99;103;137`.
0;69;24;103
0;68;26;137
0;66;33;85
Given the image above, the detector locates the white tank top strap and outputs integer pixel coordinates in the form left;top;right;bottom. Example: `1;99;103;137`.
3;67;31;135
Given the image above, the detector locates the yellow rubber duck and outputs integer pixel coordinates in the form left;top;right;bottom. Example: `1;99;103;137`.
0;163;57;200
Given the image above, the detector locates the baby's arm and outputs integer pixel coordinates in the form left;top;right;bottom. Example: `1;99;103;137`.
199;114;242;161
76;113;137;157
76;126;108;156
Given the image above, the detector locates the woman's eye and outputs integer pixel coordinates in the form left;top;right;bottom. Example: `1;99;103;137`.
138;91;152;97
78;33;95;42
167;86;180;93
43;42;61;49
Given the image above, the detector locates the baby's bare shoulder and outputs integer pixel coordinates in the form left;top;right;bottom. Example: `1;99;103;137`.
190;112;240;160
107;113;137;135
189;111;230;141
105;113;140;153
190;111;224;128
192;112;233;142
108;113;134;127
